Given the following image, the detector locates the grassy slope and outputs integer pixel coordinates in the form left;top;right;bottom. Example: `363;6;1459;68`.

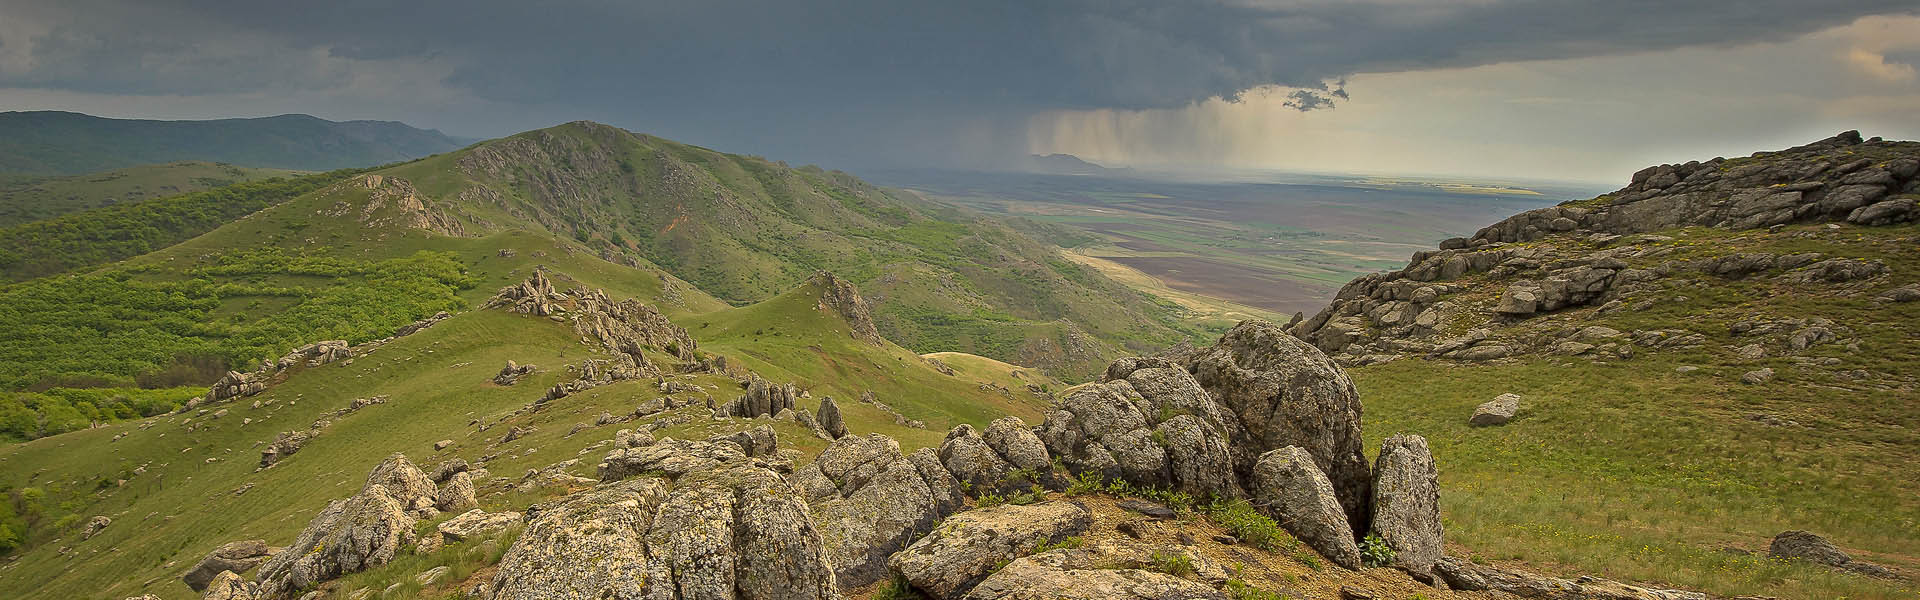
0;162;302;227
366;122;1196;379
1352;219;1920;599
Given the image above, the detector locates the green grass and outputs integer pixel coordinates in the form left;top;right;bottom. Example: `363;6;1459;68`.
0;161;301;228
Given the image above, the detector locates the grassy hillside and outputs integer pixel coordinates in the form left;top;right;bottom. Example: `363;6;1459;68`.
0;111;465;175
361;121;1199;378
0;162;300;227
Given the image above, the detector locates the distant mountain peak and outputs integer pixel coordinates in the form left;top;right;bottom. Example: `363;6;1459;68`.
0;111;466;175
1023;152;1122;175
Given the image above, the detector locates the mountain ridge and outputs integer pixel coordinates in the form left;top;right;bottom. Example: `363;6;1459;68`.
0;111;467;175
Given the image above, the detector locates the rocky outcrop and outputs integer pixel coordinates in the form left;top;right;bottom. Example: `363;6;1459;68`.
1371;435;1443;579
254;484;418;597
257;430;310;468
492;360;535;385
1293;132;1919;366
183;540;275;592
435;471;479;512
596;437;748;481
888;501;1093;599
1187;321;1370;528
273;340;351;370
717;374;798;419
488;271;698;385
1471;393;1521;427
1249;446;1362;570
1436;557;1707;599
202;371;268;406
202;571;262;600
794;433;963;589
940;421;1057;496
493;449;836;599
81;515;110;539
817;396;848;439
324;174;469;236
812;271;884;344
436;509;523;542
1038;357;1238;499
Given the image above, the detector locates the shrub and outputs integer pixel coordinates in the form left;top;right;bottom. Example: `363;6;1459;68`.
1360;532;1395;568
1149;550;1195;577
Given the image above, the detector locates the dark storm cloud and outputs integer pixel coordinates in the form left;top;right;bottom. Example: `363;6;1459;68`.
2;0;1916;164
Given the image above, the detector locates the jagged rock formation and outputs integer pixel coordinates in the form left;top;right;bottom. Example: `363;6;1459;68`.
969;543;1231;600
817;396;848;439
489;271;700;401
253;454;441;597
716;374;798;418
257;430;310;468
322;174;469;236
201;571;261;600
1293;132;1919;365
794;434;966;588
939;420;1057;496
812;271;885;344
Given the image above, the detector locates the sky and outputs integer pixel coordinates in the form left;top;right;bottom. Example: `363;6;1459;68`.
2;1;1917;184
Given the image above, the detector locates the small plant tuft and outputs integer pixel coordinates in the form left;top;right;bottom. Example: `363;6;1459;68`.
1360;532;1395;568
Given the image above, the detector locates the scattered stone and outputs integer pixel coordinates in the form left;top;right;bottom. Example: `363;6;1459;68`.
1471;393;1521;427
1765;529;1898;578
415;565;450;586
433;439;454;451
1741;368;1775;385
182;539;275;592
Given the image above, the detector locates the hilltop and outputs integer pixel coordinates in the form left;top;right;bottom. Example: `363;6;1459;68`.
0;112;466;175
0;162;301;228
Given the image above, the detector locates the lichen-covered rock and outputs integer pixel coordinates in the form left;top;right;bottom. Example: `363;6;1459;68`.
1470;393;1521;427
202;570;261;600
437;509;523;542
183;539;275;592
1371;435;1442;579
1249;446;1361;570
721;374;799;418
982;416;1051;471
81;515;111;539
965;544;1229;600
938;424;1034;496
258;430;311;468
888;501;1092;600
598;437;746;481
1038;357;1237;499
1768;530;1851;566
799;434;960;589
492;360;536;385
1187;320;1370;527
362;453;440;517
489;461;836;600
254;484;418;597
709;424;778;457
1435;557;1706;600
435;471;479;512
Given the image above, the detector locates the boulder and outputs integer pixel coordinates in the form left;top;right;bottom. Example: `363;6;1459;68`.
183;539;276;592
710;424;778;457
817;396;848;439
1470;393;1521;427
1768;530;1850;566
254;484;418;597
982;416;1051;472
1371;435;1443;579
202;571;261;600
1249;447;1362;569
258;430;311;468
436;509;524;542
428;458;471;484
435;471;479;512
939;424;1031;496
1741;368;1775;385
1038;357;1237;499
888;501;1092;599
81;515;111;539
489;463;836;600
362;453;439;517
1435;557;1707;599
598;437;746;481
1187;320;1371;528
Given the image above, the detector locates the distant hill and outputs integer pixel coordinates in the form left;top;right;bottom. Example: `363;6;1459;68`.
0;111;467;175
0;161;301;227
1024;152;1125;175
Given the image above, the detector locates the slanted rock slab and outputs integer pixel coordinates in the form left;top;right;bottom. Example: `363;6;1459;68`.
1470;393;1521;427
889;501;1092;599
1371;434;1443;579
1250;446;1362;570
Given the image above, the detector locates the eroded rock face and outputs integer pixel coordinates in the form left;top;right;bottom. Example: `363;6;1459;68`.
939;423;1052;496
795;434;961;589
437;509;523;542
363;453;440;518
183;540;275;592
597;437;747;481
435;471;479;512
1187;321;1370;528
488;271;698;384
1249;446;1361;570
812;271;884;345
1038;357;1237;499
888;501;1093;599
1371;435;1442;579
254;484;418;597
719;374;799;419
490;463;837;599
203;570;262;600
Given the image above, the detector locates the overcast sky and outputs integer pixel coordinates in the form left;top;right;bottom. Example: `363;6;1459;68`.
2;1;1917;183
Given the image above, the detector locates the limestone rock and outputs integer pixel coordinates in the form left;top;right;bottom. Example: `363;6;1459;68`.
435;471;479;512
1741;368;1775;385
1768;530;1851;566
254;484;418;597
800;434;960;589
202;570;262;600
362;453;440;517
598;437;747;481
966;545;1229;600
982;416;1051;471
1249;446;1362;570
888;501;1092;599
489;462;836;600
1436;557;1707;599
1371;435;1442;579
183;539;274;592
1187;320;1370;528
812;271;884;344
81;515;111;539
1471;393;1521;427
1039;357;1237;499
436;509;523;542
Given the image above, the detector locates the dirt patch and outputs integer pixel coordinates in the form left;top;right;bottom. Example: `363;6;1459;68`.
1105;255;1335;315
